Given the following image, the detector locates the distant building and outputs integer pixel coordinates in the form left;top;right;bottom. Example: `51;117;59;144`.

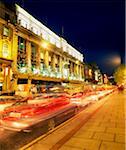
84;64;93;83
84;63;103;85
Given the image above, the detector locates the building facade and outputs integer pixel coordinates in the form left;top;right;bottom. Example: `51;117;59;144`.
0;2;84;95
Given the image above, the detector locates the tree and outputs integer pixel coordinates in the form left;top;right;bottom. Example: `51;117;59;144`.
114;64;126;85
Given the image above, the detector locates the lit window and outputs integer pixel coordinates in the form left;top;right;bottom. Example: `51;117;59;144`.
3;27;9;36
2;42;10;58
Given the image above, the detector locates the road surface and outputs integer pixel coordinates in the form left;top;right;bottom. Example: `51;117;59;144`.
21;91;125;150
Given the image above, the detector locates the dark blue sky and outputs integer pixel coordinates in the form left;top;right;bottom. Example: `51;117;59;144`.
8;0;125;75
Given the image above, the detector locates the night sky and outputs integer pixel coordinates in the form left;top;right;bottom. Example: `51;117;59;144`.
7;0;125;75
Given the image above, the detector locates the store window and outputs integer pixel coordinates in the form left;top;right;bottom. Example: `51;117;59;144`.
31;44;36;68
31;43;39;74
17;37;27;72
40;51;44;72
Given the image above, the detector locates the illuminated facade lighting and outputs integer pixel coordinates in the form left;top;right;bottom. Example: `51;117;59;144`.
0;2;85;94
42;42;48;49
16;4;83;62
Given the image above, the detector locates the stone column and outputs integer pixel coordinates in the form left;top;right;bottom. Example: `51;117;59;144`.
12;32;18;72
26;41;31;73
28;78;31;94
76;64;79;76
36;46;41;71
81;65;84;79
71;62;74;75
0;34;2;57
52;54;56;71
44;50;49;69
79;65;82;78
2;66;6;91
73;63;76;76
74;64;77;77
26;41;32;93
12;32;18;92
59;56;62;75
6;66;11;90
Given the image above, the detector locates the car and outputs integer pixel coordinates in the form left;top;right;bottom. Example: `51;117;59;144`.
0;93;76;131
0;95;23;111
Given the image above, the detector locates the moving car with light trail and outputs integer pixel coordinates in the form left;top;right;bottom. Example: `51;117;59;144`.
0;94;77;131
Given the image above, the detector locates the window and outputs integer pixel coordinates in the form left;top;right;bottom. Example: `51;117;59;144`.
5;13;10;21
31;44;38;71
3;27;9;37
2;42;9;58
17;37;27;69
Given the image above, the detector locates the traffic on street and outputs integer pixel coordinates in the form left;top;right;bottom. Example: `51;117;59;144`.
0;85;116;150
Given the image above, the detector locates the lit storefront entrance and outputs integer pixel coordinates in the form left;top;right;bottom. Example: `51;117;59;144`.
16;78;61;96
31;80;61;93
0;58;12;92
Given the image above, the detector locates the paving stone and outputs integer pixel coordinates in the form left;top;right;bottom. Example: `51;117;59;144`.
64;137;101;150
100;141;125;150
106;128;125;134
81;126;106;132
93;132;114;142
115;134;125;143
73;130;94;139
85;121;101;126
110;120;125;124
59;145;83;150
82;122;100;128
99;123;116;128
30;143;52;150
116;123;125;128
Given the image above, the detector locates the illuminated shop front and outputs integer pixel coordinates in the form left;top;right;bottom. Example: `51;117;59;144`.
17;36;27;73
0;24;13;92
0;59;12;92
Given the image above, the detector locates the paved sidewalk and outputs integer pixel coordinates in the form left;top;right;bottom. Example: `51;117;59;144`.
22;91;125;150
59;91;125;150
